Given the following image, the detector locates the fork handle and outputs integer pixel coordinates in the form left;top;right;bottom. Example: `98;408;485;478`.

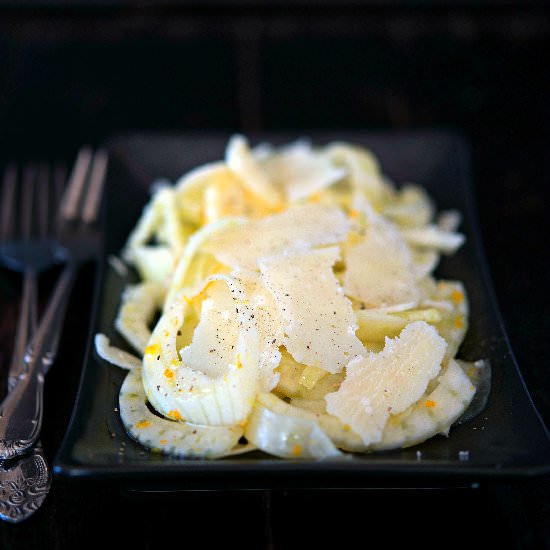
7;270;38;393
0;263;77;460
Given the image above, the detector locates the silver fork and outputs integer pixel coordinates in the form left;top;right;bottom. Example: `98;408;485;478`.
0;162;63;522
0;163;67;391
0;233;51;524
0;147;108;460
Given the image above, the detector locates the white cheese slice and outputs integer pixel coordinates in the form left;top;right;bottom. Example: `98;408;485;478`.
232;269;284;392
260;141;346;202
205;203;350;271
180;283;241;378
343;215;420;311
325;321;446;445
259;246;364;374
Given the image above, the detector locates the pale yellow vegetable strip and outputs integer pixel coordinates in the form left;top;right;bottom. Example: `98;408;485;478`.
120;367;243;458
326;142;385;208
248;392;364;454
245;393;343;458
165;217;246;306
94;333;142;370
225;134;283;208
115;281;166;354
132;245;174;284
143;275;260;426
174;161;227;225
401;225;465;254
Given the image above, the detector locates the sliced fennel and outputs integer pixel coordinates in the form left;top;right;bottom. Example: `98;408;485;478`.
95;135;486;460
245;393;343;458
120;367;243;458
143;275;260;426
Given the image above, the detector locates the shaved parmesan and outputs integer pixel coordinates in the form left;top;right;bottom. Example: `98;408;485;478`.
343;215;420;310
204;203;350;270
259;247;364;373
260;140;346;202
325;321;446;445
232;269;284;392
373;359;476;450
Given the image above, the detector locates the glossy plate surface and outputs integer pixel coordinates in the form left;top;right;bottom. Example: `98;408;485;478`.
53;131;550;489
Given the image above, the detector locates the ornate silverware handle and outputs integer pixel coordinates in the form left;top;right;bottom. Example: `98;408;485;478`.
0;443;52;523
0;263;77;461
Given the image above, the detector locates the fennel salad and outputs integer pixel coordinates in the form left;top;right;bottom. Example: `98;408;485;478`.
95;135;488;459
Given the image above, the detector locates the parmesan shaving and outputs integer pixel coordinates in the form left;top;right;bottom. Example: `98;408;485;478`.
204;203;350;271
259;247;364;374
325;321;446;445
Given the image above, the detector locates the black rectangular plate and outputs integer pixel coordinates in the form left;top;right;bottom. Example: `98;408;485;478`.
53;131;550;489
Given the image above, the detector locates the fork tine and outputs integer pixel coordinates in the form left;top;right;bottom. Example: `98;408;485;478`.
82;149;108;224
21;165;36;240
52;162;67;235
60;146;93;222
1;163;17;241
37;163;50;238
54;162;67;206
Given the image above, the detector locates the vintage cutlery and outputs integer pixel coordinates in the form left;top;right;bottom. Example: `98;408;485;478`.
0;147;108;461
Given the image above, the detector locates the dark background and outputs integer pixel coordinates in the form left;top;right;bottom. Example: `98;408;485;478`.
0;2;549;549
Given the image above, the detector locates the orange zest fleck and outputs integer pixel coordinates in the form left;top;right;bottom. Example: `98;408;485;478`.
159;439;168;445
135;420;151;429
236;355;243;369
167;409;183;420
424;400;437;408
348;209;360;219
454;315;464;329
164;368;175;379
292;444;302;457
451;289;464;304
144;343;160;356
